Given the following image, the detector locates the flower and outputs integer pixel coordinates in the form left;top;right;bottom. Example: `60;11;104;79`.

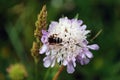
39;17;99;73
6;63;28;80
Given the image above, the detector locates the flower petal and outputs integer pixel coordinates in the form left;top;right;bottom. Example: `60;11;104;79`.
87;44;99;50
67;62;75;73
48;21;58;32
63;60;68;66
84;30;90;35
81;53;86;58
71;19;80;28
77;20;83;26
80;58;90;65
82;40;89;46
85;51;93;58
39;45;47;54
71;57;76;67
57;57;61;63
51;59;55;67
41;35;48;43
42;30;48;35
81;25;86;30
43;57;51;67
59;17;68;24
46;51;50;55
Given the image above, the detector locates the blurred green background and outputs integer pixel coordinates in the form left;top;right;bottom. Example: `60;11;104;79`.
0;0;120;80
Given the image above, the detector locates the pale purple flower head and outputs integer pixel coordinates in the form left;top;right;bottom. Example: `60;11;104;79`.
39;17;99;73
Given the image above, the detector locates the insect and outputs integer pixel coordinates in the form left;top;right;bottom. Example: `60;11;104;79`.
48;34;62;45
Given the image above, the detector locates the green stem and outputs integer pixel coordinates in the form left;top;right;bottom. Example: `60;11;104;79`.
90;29;102;42
35;59;38;80
53;65;64;80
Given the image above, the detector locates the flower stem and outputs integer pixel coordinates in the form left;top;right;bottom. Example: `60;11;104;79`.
90;29;102;42
35;61;38;80
52;65;64;80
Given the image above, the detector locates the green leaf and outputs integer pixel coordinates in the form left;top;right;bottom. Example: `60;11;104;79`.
74;13;79;19
90;29;103;42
